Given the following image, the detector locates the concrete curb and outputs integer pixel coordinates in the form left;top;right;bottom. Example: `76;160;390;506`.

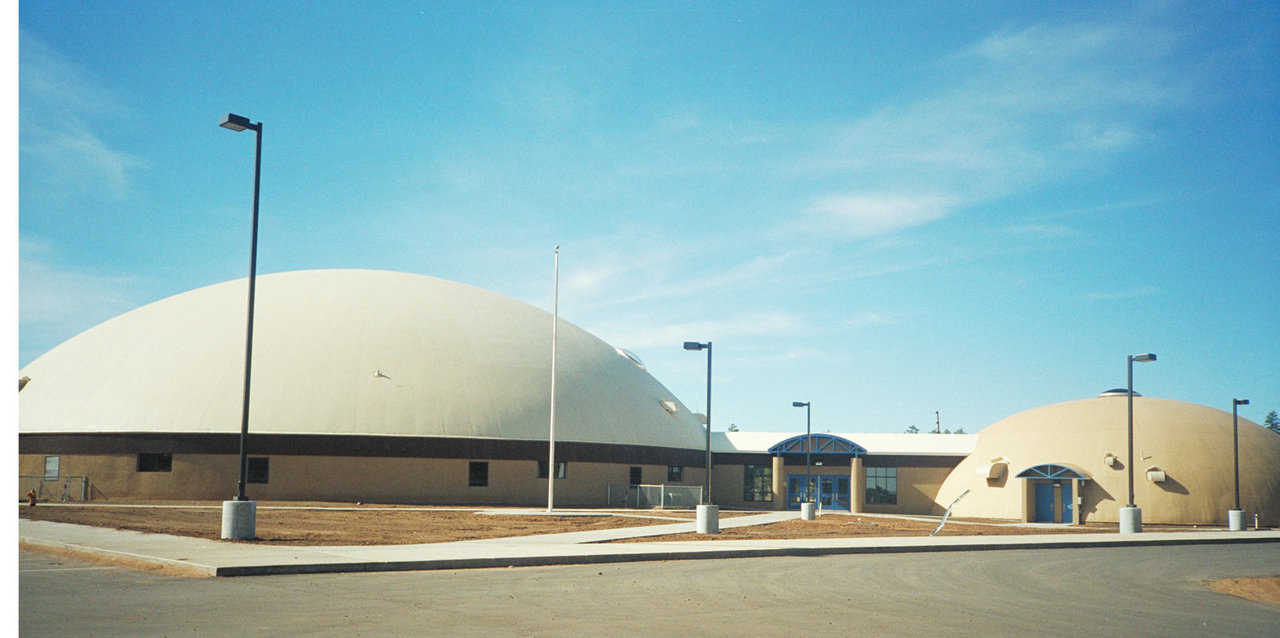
211;534;1280;577
20;538;220;577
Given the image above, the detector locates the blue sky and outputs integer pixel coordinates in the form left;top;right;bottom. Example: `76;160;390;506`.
16;1;1280;433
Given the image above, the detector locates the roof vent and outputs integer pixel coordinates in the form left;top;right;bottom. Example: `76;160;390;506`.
1099;388;1140;398
615;347;646;370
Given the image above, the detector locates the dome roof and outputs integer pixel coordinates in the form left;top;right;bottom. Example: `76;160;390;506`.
19;269;705;449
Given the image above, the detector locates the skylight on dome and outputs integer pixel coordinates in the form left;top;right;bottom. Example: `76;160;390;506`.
615;347;646;370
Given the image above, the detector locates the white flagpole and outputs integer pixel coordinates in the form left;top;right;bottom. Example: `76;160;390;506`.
547;245;559;513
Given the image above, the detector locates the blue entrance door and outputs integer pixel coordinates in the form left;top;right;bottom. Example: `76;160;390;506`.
1034;483;1055;522
787;475;851;510
787;476;814;509
1061;482;1073;523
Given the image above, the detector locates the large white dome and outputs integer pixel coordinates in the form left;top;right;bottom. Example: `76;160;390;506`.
19;269;705;450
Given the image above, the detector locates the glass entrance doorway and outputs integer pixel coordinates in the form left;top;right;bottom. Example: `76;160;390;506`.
786;474;851;510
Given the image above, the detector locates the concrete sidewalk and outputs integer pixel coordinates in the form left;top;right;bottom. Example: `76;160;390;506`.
19;514;1280;578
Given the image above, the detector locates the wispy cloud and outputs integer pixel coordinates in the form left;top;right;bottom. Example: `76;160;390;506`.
1082;286;1160;301
801;193;959;238
592;311;806;350
844;311;901;329
1004;223;1078;238
790;21;1182;240
20;31;146;200
19;238;140;363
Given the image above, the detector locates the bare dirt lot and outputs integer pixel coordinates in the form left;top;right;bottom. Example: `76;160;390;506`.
1207;576;1280;607
18;503;677;545
17;502;1222;546
609;513;1128;542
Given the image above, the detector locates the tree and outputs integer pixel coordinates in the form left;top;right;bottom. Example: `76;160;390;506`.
727;424;739;432
953;426;966;434
1266;410;1280;435
904;425;919;434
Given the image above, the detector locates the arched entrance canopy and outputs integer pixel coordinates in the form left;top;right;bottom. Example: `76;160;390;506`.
768;433;866;457
1015;464;1091;480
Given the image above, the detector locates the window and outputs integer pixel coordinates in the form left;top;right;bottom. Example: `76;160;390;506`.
667;465;683;482
743;465;773;502
43;456;60;481
137;453;172;472
537;460;567;479
629;466;642;486
247;457;269;484
866;467;898;505
469;461;489;487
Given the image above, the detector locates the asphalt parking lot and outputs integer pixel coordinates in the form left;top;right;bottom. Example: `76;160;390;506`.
19;542;1278;637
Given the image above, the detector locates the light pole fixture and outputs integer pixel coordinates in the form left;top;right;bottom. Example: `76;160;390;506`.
793;401;811;503
221;112;263;507
1233;398;1249;513
1123;352;1155;533
683;341;712;504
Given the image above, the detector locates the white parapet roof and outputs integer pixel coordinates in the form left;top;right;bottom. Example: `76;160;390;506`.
714;431;977;456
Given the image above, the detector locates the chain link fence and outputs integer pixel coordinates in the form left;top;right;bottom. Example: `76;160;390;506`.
606;483;703;509
19;475;90;503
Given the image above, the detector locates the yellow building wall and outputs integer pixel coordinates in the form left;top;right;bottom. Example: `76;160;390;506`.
19;453;701;507
862;465;952;516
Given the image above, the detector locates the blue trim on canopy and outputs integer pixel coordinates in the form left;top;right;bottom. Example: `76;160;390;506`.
1015;464;1091;480
768;433;867;457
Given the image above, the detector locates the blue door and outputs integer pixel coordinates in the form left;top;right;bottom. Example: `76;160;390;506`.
788;475;851;510
787;476;814;509
834;477;851;510
1034;483;1055;522
1061;482;1073;523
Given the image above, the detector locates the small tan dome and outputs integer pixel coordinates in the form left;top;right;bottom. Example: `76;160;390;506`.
934;396;1280;525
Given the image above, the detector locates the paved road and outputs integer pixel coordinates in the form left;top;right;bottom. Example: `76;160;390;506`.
20;543;1278;636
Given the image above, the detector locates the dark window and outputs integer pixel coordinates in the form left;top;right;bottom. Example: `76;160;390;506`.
743;465;773;502
629;466;642;486
866;467;898;505
247;457;269;484
469;461;489;487
537;460;567;479
667;465;683;482
137;453;172;472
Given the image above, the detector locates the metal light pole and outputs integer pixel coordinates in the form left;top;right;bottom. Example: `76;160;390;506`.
793;401;811;502
683;341;712;505
219;113;263;540
1231;398;1249;530
546;246;560;513
1122;352;1156;534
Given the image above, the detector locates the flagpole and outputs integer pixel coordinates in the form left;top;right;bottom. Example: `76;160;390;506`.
547;245;559;513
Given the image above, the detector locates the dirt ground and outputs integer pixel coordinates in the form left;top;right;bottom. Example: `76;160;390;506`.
1207;577;1280;607
15;502;1223;546
608;512;1122;542
17;503;679;545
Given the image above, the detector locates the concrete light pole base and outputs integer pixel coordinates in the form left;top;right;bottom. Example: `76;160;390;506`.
221;500;257;539
1118;506;1142;534
696;504;719;534
800;502;816;521
1228;509;1245;531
